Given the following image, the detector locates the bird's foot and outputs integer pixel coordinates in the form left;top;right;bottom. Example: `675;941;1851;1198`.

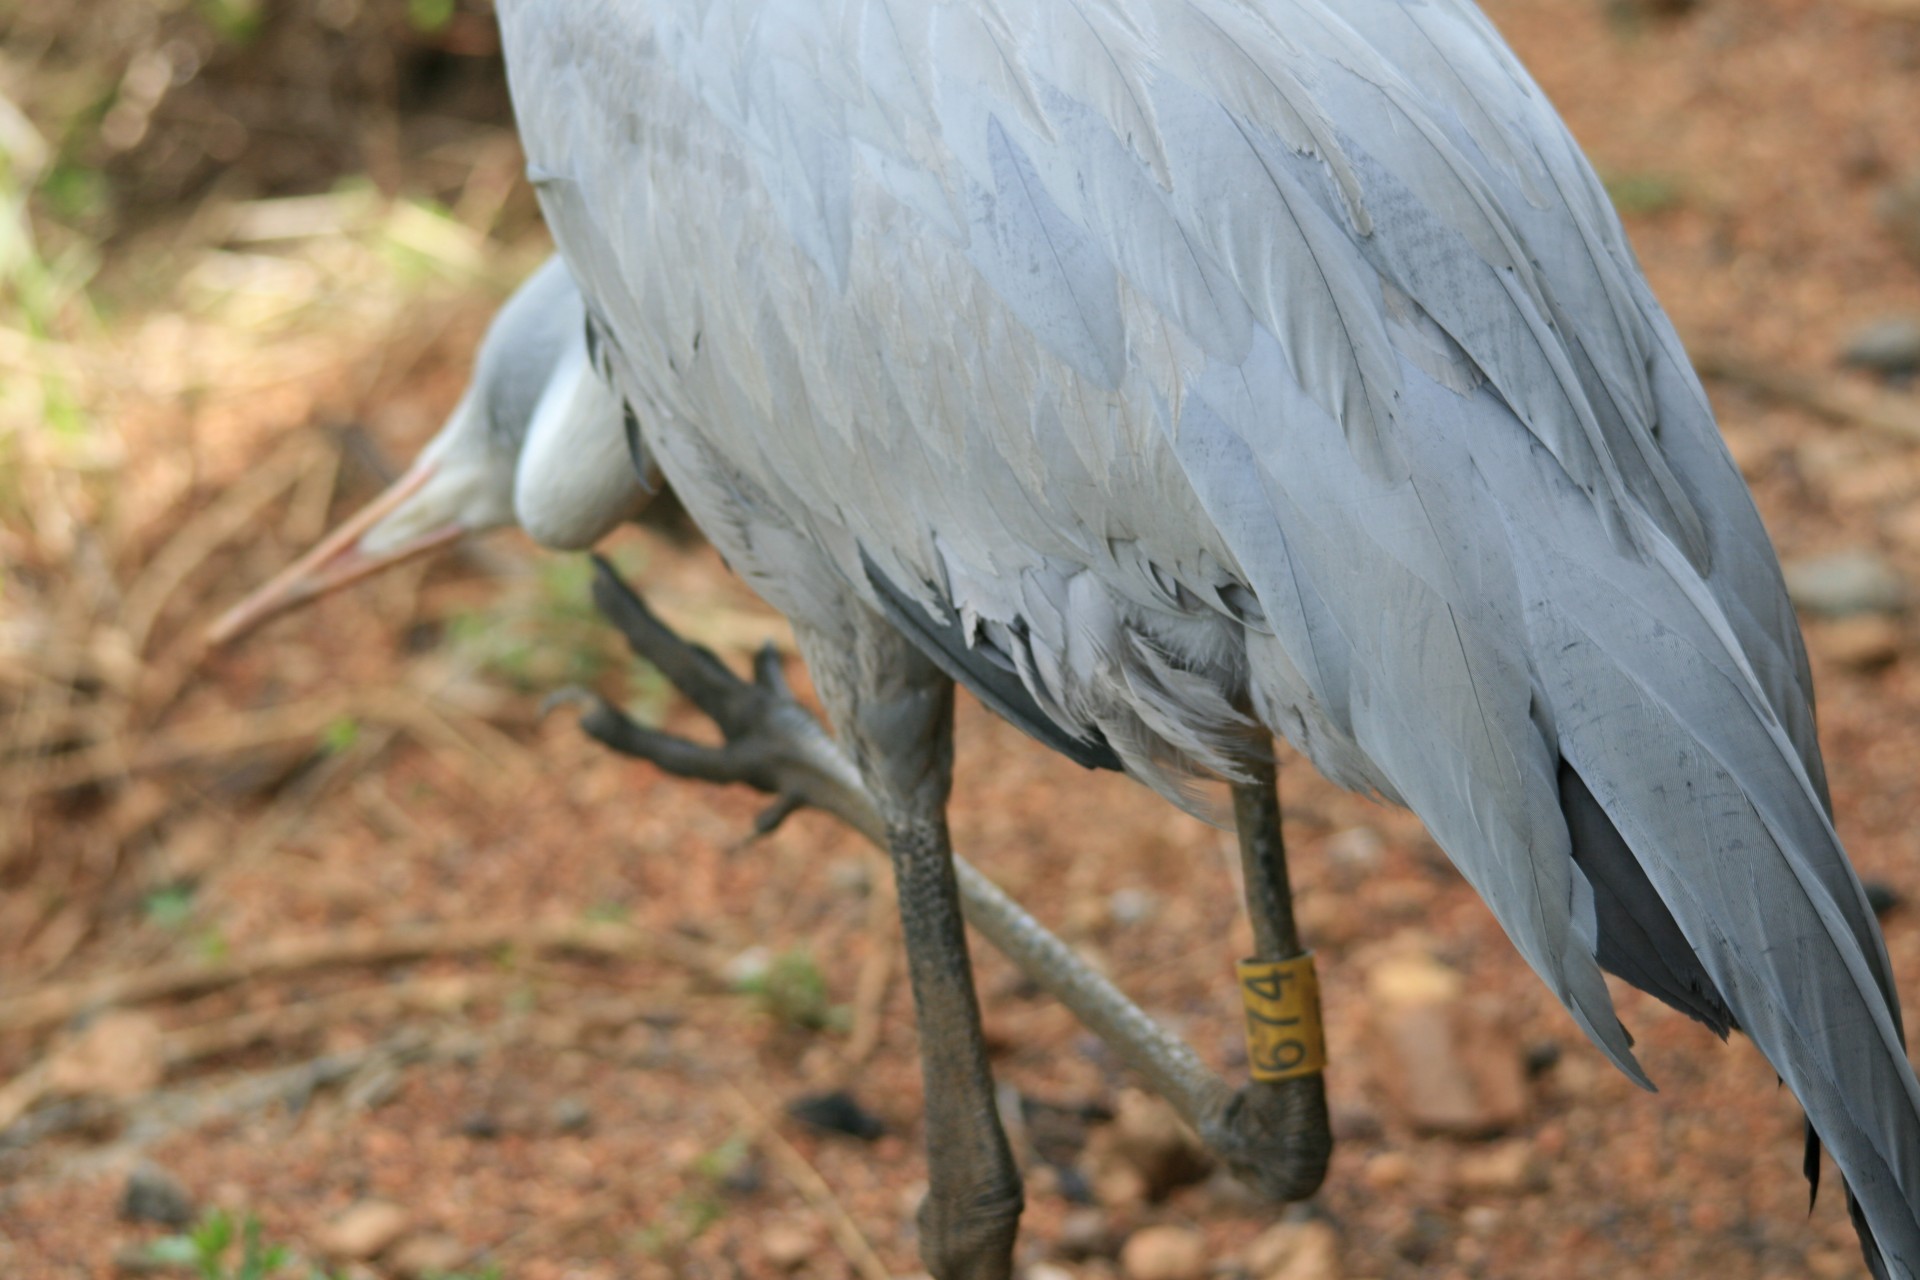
544;556;883;843
1199;1074;1333;1202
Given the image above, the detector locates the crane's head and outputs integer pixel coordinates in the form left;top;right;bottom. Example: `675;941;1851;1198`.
209;257;652;645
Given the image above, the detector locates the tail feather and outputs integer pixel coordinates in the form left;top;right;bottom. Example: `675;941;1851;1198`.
1522;548;1920;1275
1560;760;1735;1037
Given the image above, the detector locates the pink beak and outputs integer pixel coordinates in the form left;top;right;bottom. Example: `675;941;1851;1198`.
207;462;467;646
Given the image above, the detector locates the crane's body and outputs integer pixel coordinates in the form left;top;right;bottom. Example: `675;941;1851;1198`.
497;1;1920;1272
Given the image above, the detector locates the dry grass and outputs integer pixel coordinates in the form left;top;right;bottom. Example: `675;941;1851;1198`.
0;0;562;1004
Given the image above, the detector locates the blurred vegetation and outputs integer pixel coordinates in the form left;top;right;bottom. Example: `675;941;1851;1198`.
3;0;521;256
143;1208;502;1279
0;0;555;947
733;947;849;1034
446;548;671;709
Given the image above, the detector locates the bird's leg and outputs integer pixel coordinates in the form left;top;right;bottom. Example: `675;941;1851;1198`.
799;618;1021;1280
1197;755;1334;1200
563;556;1325;1203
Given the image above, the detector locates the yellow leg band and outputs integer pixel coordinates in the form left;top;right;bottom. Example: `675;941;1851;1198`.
1238;953;1326;1082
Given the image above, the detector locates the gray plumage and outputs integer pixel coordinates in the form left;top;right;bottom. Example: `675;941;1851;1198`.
497;0;1920;1270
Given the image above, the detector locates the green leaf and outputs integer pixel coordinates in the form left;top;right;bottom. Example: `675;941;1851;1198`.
407;0;457;32
319;715;361;755
142;883;196;931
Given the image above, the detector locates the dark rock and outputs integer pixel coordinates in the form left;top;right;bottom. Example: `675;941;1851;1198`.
719;1156;766;1197
1053;1162;1096;1206
785;1089;885;1141
1523;1040;1564;1078
119;1161;193;1227
458;1112;501;1139
1865;879;1904;916
1841;316;1920;377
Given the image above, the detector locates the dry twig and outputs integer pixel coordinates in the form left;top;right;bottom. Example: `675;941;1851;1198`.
0;918;727;1037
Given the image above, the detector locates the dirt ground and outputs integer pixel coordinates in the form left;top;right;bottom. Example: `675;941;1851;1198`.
4;1;1920;1277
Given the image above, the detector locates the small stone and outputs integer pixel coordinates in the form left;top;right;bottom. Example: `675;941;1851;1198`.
1453;1141;1544;1196
46;1011;165;1100
1088;1090;1213;1202
550;1097;594;1133
1323;827;1385;874
1119;1224;1208;1280
1245;1219;1343;1280
1367;953;1528;1137
1056;1207;1118;1260
1785;550;1907;619
786;1089;886;1141
1109;887;1160;926
1814;616;1903;671
1462;1205;1503;1235
1092;1161;1151;1209
723;945;774;988
1841;315;1920;376
761;1221;818;1271
1865;880;1904;917
1026;1266;1077;1280
318;1200;411;1261
1362;1152;1415;1192
387;1234;468;1279
120;1161;194;1227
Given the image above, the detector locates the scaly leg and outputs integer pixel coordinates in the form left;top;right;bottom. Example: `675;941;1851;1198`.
797;611;1020;1280
560;556;1332;1205
1205;756;1333;1200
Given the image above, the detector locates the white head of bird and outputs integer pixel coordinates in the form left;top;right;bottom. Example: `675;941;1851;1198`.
209;256;651;644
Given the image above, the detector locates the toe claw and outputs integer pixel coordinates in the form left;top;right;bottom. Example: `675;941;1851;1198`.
752;792;806;836
752;642;789;693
